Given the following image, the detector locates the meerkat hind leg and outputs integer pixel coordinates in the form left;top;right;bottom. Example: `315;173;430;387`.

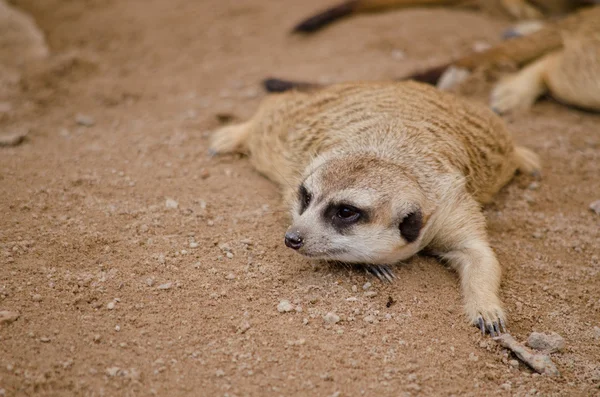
208;121;252;156
490;51;560;114
434;199;506;336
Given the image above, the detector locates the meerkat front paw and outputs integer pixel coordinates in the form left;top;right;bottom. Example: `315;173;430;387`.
466;299;507;337
490;74;543;114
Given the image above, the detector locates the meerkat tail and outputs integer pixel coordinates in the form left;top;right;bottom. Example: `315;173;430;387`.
514;146;541;175
263;78;324;93
292;1;358;33
292;0;471;33
208;121;252;156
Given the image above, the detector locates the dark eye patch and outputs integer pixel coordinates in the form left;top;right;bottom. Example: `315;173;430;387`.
298;185;312;214
399;209;422;243
324;203;369;233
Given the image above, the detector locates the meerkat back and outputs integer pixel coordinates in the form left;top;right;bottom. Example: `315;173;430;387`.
210;81;538;204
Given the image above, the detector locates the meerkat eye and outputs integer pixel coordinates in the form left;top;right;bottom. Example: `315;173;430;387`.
399;209;423;243
298;185;312;214
335;205;361;222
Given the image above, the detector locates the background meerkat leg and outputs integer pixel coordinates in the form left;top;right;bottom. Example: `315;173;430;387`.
500;0;543;19
490;51;561;114
433;198;505;335
208;121;253;156
543;30;600;112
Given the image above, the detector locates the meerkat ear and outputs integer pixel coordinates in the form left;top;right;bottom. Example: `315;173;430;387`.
399;209;423;243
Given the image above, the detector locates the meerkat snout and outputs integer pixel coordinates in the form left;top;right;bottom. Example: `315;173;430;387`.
284;230;304;250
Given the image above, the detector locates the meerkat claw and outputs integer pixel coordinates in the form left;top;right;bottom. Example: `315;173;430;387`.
500;318;507;333
366;265;395;283
478;317;486;335
487;323;497;337
379;265;396;282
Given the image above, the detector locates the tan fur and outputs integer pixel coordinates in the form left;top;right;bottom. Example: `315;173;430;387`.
209;81;540;332
433;6;600;113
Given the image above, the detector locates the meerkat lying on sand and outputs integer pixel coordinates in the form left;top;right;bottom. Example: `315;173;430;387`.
209;81;540;336
291;0;596;34
266;5;600;114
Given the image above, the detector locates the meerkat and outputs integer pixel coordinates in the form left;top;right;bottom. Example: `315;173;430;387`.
209;80;540;336
266;5;600;114
409;4;600;113
291;0;595;34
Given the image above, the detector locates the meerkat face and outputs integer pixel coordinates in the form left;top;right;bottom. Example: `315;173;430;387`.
284;155;430;265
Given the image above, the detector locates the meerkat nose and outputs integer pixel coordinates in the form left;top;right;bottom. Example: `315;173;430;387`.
284;231;304;250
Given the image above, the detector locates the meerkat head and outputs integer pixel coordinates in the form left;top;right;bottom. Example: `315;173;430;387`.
284;153;431;265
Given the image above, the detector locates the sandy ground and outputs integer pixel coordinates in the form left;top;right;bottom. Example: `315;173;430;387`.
1;1;599;396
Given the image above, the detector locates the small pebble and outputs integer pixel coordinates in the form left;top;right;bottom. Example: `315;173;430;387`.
165;198;178;209
590;200;600;215
39;336;51;343
225;273;236;280
469;352;479;362
226;252;234;259
0;130;27;147
362;282;372;290
528;182;540;190
146;277;155;287
277;300;294;313
93;334;102;343
364;291;378;298
189;242;199;248
75;114;95;127
363;315;375;323
106;367;120;377
115;325;121;332
238;320;251;334
500;382;512;391
391;49;406;60
157;282;172;290
107;301;116;310
215;369;225;377
32;294;43;302
509;359;519;368
473;41;491;52
323;312;340;324
527;332;565;353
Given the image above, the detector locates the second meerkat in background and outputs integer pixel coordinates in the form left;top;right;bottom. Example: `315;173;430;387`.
266;5;600;114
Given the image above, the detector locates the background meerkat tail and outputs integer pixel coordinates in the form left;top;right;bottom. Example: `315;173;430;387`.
514;146;541;175
292;0;469;34
292;1;358;33
263;77;324;93
208;121;252;156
